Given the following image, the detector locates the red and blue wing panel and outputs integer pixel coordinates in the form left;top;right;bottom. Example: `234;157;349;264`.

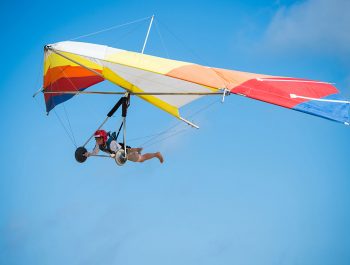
228;77;349;124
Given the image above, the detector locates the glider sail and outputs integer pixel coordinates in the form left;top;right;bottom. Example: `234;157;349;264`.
43;43;105;113
43;41;349;124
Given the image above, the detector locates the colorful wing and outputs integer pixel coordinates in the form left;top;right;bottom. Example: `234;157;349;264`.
43;41;349;124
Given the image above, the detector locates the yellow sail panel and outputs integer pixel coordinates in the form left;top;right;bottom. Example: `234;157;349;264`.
103;67;180;118
44;51;103;75
105;50;190;75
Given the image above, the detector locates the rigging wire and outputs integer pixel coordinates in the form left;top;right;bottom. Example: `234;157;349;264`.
142;128;188;148
137;97;220;148
52;108;78;148
108;22;149;47
154;19;170;58
34;94;77;147
188;97;220;119
155;19;204;62
138;120;183;147
56;65;82;145
128;129;178;143
62;104;77;146
69;16;152;41
154;19;227;89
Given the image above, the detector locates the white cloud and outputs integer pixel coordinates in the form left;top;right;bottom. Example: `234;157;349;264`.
264;0;350;57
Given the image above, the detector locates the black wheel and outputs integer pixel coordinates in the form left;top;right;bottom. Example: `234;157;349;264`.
75;146;88;163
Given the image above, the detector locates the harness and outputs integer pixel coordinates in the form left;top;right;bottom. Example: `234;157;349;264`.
99;131;130;153
98;141;113;154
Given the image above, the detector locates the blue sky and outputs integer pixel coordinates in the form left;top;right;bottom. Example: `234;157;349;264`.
1;0;350;264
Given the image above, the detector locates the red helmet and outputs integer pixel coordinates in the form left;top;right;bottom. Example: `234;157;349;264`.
94;130;108;142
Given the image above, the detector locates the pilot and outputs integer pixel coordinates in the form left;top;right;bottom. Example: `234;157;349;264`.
84;130;164;163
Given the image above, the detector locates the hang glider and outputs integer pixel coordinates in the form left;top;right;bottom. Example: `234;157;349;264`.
42;41;349;126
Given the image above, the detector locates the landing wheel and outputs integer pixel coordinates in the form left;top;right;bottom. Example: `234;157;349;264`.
75;146;88;163
115;149;127;166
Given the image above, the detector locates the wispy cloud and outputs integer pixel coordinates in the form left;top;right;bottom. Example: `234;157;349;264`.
263;0;350;58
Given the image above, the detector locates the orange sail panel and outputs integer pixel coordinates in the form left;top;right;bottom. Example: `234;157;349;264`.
43;49;104;113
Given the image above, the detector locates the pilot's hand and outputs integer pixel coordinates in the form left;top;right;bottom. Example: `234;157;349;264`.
110;153;116;158
84;152;90;157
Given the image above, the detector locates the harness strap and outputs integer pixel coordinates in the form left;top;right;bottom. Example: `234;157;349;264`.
115;121;124;141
